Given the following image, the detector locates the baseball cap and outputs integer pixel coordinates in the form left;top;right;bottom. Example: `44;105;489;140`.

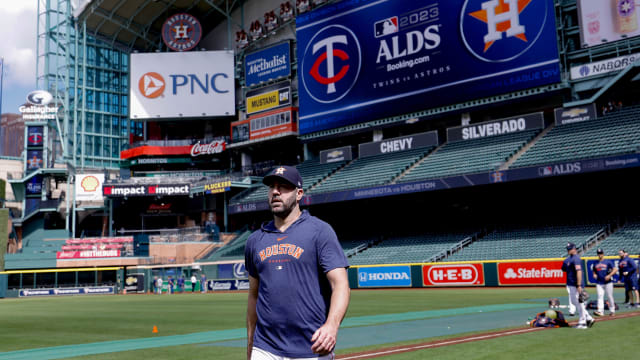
597;248;604;255
566;242;576;251
263;165;303;188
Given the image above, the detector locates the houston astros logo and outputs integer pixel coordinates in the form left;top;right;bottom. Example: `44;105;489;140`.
301;25;361;104
460;0;547;62
162;13;202;52
138;72;165;98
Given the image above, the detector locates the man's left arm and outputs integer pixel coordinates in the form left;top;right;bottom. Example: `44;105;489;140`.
311;267;350;355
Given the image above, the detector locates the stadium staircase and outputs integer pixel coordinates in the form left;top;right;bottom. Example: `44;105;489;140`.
4;227;69;269
197;230;252;261
500;123;555;170
309;147;434;194
511;106;640;168
397;130;539;183
583;218;639;256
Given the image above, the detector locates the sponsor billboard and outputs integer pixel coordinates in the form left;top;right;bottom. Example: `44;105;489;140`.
26;176;43;195
245;81;291;115
218;263;249;279
357;266;412;287
20;90;58;120
570;53;640;80
19;287;115;297
120;140;225;159
27;126;44;147
75;174;105;201
203;180;231;194
554;104;597;125
359;131;439;158
130;51;235;119
124;274;145;293
296;0;560;134
422;263;484;286
102;184;190;197
497;261;566;285
26;150;44;170
245;41;291;87
56;250;121;259
320;146;353;164
248;107;297;140
447;112;544;142
209;279;250;291
577;0;640;48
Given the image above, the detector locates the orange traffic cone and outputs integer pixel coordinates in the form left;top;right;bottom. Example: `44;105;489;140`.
152;325;158;333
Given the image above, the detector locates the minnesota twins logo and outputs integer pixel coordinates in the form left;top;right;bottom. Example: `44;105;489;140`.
301;25;361;104
161;13;202;52
460;0;548;62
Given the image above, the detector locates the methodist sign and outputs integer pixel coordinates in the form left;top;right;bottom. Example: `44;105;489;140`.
130;51;235;119
245;41;291;87
296;0;560;134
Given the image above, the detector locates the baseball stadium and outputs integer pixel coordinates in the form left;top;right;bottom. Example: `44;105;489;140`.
1;0;640;359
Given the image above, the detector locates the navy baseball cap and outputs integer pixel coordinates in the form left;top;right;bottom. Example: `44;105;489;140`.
263;165;303;188
566;242;576;251
597;248;604;254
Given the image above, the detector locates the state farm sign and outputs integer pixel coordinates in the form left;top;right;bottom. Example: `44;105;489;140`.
497;261;566;285
422;264;484;286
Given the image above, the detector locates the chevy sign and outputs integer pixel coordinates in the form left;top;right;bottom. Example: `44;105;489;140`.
357;266;412;287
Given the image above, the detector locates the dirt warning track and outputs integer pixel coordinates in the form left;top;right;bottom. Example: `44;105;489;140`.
337;311;640;359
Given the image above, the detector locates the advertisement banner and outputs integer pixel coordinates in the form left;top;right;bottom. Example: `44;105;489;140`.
422;263;484;286
249;107;297;140
246;81;291;115
570;53;640;80
75;174;105;201
447;112;544;142
320;146;353;164
26;150;44;170
497;261;566;285
554;104;598;125
124;274;145;293
19;287;115;297
218;263;249;279
577;0;640;48
245;41;291;87
359;131;439;158
296;0;560;134
357;266;412;287
56;250;121;259
26;176;43;195
209;279;250;291
27;126;44;147
130;51;235;119
102;184;190;197
204;180;231;194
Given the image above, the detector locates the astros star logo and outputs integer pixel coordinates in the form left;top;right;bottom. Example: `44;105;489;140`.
27;155;43;168
468;0;532;52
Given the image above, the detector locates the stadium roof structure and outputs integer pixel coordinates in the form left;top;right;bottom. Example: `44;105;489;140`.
74;0;243;52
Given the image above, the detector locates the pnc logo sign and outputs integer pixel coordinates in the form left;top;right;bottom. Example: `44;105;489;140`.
139;72;165;99
301;24;361;104
460;0;548;62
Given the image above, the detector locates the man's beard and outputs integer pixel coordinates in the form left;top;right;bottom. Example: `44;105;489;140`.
270;195;296;219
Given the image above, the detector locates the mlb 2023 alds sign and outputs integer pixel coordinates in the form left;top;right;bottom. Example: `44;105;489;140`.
422;264;485;286
498;261;566;285
296;0;560;134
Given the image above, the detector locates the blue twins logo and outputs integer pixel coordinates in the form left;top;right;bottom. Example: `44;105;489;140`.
300;24;361;104
460;0;548;63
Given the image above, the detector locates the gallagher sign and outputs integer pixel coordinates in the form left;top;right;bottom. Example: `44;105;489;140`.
296;0;560;134
130;51;235;119
422;263;484;286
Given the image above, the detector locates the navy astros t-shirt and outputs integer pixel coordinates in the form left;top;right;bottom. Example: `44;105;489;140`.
245;210;349;358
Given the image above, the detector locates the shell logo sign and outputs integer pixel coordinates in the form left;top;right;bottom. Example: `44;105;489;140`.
138;72;165;99
75;174;105;201
80;175;100;192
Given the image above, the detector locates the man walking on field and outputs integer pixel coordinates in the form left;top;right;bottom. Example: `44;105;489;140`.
245;165;350;359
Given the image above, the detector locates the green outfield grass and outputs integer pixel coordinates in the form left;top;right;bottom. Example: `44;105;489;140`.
0;288;635;359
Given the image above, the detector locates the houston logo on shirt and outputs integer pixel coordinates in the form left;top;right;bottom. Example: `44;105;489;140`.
259;243;304;261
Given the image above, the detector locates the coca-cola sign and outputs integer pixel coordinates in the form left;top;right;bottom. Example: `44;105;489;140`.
190;140;226;156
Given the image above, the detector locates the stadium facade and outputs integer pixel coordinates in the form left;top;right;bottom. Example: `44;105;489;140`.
2;0;640;296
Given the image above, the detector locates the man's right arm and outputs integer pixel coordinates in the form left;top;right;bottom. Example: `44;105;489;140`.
246;275;259;360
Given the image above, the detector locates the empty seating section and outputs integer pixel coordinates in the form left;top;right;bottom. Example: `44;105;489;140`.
399;130;538;183
584;220;640;256
347;232;471;265
340;238;371;255
200;230;251;261
512;108;640;168
446;224;604;261
231;160;346;203
310;148;432;194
